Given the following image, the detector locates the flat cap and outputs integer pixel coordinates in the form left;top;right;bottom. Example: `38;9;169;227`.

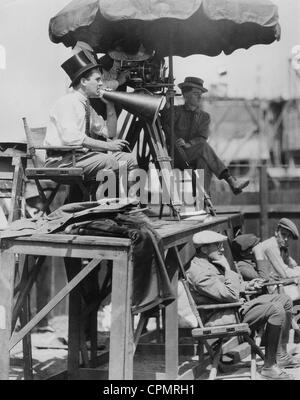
193;230;227;247
278;218;299;240
231;234;260;256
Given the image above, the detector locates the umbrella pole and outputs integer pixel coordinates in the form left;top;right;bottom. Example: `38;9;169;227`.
168;53;175;168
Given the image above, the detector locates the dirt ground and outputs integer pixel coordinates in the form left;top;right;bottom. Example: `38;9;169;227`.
9;315;300;380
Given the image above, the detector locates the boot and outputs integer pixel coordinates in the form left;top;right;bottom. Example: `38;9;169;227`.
225;176;250;195
260;323;294;380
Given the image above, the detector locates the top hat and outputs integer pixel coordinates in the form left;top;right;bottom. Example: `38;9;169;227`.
61;50;102;87
278;218;299;240
108;44;152;62
178;77;208;92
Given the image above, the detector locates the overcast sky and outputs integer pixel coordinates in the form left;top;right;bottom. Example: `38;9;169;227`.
172;0;300;99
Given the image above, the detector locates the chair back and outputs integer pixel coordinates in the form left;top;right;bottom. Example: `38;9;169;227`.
22;117;46;167
30;127;47;147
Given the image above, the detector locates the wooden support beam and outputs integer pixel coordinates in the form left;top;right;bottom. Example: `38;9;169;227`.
12;256;45;330
259;161;269;240
9;156;25;223
9;258;102;350
0;251;15;380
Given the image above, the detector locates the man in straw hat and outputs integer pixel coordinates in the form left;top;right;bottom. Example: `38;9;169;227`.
44;50;137;196
184;230;300;379
161;76;249;195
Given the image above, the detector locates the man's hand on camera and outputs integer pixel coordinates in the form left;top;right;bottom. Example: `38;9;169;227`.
176;138;191;149
106;139;129;152
118;70;131;86
176;138;186;148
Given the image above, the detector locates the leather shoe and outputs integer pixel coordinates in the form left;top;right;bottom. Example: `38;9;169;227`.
260;364;294;380
226;176;250;195
278;354;300;369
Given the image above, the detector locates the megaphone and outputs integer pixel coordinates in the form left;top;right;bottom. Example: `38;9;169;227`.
101;90;166;124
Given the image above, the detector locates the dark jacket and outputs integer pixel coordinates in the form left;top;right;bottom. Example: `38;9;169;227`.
235;259;271;281
160;104;211;144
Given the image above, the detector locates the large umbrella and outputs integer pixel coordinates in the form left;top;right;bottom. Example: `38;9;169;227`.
49;0;280;165
49;0;280;57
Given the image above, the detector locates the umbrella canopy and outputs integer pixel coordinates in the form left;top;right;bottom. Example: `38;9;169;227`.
49;0;281;58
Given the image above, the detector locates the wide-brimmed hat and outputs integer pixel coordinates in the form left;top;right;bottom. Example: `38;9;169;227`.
108;44;152;62
193;231;227;247
61;50;102;87
178;77;208;92
277;218;299;240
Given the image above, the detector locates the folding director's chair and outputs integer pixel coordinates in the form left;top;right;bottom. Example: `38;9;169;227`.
173;247;265;380
22;117;91;214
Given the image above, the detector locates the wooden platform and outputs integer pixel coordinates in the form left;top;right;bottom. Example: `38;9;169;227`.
0;212;243;380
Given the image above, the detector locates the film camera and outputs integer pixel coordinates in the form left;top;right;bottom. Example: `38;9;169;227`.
119;56;169;92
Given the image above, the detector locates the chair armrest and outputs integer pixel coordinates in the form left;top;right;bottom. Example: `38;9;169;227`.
34;146;83;151
262;278;300;287
196;302;243;311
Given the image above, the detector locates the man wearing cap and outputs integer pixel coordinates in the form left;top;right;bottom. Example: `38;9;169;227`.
231;234;271;281
160;77;249;195
44;50;137;194
261;218;300;279
185;230;300;379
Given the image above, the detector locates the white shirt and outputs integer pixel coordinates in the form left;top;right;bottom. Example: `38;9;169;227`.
44;90;107;147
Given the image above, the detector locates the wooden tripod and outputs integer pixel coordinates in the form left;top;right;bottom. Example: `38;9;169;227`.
118;112;182;218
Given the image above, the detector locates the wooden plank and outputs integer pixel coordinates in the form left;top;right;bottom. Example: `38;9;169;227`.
161;221;233;248
6;234;131;248
12;256;45;329
0;172;14;180
259;161;269;240
109;249;134;380
9;258;102;350
3;243;127;262
0;181;13;190
165;270;178;379
0;250;15;380
9;156;25;224
20;295;33;380
65;257;82;380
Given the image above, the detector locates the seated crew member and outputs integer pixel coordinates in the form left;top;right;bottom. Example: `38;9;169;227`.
261;218;300;279
231;234;271;281
186;230;300;379
43;50;137;196
160;76;249;195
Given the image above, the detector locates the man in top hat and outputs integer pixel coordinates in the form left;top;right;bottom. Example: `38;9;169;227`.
72;41;132;91
185;230;300;379
160;76;249;195
44;50;137;196
261;218;300;279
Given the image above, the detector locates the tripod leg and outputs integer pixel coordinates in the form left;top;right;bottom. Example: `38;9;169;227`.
145;121;181;217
